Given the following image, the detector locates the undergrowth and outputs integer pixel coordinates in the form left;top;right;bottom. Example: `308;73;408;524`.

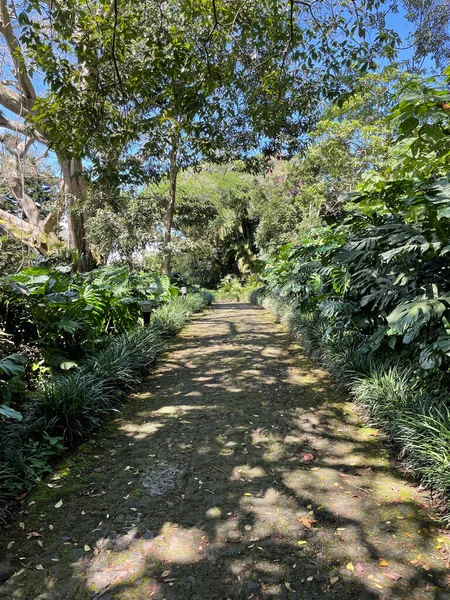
0;293;210;523
256;293;450;521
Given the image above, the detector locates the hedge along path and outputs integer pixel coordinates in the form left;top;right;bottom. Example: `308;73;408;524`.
0;304;449;600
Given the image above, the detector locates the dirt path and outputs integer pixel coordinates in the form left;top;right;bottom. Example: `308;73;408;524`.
1;303;449;600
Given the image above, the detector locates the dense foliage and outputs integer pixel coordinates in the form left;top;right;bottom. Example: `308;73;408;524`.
255;72;450;515
0;262;211;519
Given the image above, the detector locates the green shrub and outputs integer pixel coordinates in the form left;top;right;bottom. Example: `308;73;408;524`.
0;266;178;372
201;291;215;306
183;293;208;313
30;373;115;446
217;275;242;300
85;327;164;391
151;297;191;335
249;287;265;305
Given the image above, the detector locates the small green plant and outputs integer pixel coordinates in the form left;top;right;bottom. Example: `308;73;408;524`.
217;275;243;301
183;293;208;313
151;298;191;336
0;353;27;416
201;291;215;305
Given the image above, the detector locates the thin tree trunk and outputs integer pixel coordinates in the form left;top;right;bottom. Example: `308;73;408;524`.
59;157;94;272
162;135;178;275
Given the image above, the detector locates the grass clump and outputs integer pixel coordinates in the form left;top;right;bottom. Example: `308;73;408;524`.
201;291;215;306
151;294;209;335
151;297;191;335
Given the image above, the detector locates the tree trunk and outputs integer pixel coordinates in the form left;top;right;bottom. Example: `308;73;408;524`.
162;135;179;275
59;157;94;272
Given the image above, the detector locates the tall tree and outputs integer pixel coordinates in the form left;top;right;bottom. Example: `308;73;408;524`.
14;0;403;273
0;0;122;268
103;0;401;272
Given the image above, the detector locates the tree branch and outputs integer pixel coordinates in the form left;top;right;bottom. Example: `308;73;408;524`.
0;0;36;103
0;81;29;116
0;206;58;254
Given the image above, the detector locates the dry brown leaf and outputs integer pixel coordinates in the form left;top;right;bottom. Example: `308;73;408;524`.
300;516;316;529
385;572;402;581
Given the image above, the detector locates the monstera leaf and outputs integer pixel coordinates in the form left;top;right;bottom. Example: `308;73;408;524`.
387;297;450;338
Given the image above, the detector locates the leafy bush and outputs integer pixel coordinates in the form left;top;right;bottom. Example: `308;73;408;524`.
183;293;208;313
249;287;265;305
201;291;215;305
217;275;242;300
255;73;450;517
0;353;27;418
151;297;191;335
0;266;178;371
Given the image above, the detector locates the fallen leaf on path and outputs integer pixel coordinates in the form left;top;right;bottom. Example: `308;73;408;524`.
379;559;388;567
297;540;308;545
300;516;316;529
54;500;63;509
26;532;41;539
162;570;171;578
35;564;44;570
385;572;402;581
7;541;15;549
284;582;293;591
84;545;90;551
346;562;354;572
302;453;315;462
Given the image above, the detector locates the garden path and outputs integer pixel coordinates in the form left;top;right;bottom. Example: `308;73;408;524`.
0;303;449;599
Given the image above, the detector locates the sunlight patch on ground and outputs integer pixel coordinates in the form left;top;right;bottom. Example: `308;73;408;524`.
231;465;266;480
118;421;163;439
85;523;208;593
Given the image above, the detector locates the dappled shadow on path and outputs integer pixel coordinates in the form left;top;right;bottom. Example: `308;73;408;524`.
1;304;449;599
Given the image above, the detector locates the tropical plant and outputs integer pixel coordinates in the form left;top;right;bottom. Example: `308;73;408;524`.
0;265;178;370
